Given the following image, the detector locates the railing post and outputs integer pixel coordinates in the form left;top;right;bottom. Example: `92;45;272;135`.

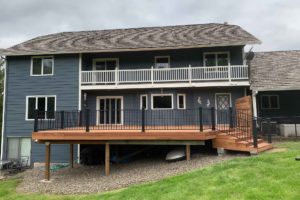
199;107;203;132
60;111;64;129
252;118;258;148
267;118;272;143
34;109;39;132
228;65;232;82
79;110;83;127
188;65;192;85
115;67;118;86
85;109;90;132
141;107;145;132
151;66;154;86
211;107;216;131
229;107;233;129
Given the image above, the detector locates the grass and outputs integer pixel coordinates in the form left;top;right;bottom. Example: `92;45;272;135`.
1;141;300;200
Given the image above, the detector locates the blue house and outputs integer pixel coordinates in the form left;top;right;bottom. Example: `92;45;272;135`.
0;23;273;179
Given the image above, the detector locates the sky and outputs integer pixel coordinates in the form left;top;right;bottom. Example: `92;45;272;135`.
0;0;300;51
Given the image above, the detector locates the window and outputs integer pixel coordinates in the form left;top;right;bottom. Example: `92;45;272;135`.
31;57;54;76
140;94;148;110
177;94;186;109
26;96;56;120
93;58;118;70
151;94;173;109
261;95;280;109
155;56;170;68
204;52;229;66
7;137;31;166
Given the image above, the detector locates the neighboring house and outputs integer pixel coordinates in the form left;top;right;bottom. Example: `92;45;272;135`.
250;51;300;119
0;23;264;170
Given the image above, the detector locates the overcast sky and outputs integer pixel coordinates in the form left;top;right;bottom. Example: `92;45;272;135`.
0;0;299;51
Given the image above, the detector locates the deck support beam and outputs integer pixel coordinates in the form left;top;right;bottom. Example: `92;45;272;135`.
105;143;110;176
45;142;51;181
186;144;190;161
70;144;74;168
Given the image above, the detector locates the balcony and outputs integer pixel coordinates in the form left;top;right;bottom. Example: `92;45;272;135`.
81;65;249;89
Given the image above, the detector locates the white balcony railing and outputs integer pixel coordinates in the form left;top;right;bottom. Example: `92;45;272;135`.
81;65;248;85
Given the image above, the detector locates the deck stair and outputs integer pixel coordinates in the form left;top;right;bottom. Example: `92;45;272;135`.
212;130;273;154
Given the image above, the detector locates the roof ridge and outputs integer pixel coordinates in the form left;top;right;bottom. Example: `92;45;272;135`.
254;50;300;53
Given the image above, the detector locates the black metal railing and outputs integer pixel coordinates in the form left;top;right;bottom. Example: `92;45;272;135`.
34;107;242;132
33;108;259;143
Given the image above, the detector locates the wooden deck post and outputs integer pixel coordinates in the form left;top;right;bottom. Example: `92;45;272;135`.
70;144;74;168
45;142;51;181
186;144;190;161
105;143;110;176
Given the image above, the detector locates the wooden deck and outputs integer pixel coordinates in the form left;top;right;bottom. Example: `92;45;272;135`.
32;128;218;143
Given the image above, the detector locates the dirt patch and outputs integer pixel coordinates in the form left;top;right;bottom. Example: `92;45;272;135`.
17;152;245;195
265;147;288;153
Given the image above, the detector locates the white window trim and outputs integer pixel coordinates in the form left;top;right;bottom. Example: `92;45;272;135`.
92;58;119;70
96;96;124;125
151;93;174;110
25;95;57;121
140;94;148;110
154;56;170;69
261;95;280;110
30;56;54;76
177;94;186;109
203;52;230;67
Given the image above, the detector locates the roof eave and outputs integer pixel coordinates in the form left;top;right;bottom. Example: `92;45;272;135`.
0;41;261;56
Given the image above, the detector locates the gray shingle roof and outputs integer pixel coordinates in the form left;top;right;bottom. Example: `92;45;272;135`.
250;51;300;91
0;23;260;56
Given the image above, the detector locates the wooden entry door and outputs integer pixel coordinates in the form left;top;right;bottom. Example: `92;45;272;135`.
215;93;231;124
97;97;123;125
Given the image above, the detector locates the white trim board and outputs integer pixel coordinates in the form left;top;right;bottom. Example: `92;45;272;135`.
81;81;250;90
0;61;7;160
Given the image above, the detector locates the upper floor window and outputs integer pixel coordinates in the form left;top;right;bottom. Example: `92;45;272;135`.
26;96;56;120
155;56;170;69
204;52;229;67
93;58;118;70
31;56;54;76
261;95;280;109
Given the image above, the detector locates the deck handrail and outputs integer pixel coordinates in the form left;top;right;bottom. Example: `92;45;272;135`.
81;65;248;85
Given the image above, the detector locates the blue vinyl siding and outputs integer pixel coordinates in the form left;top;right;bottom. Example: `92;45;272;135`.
82;46;244;70
3;54;79;163
84;87;245;126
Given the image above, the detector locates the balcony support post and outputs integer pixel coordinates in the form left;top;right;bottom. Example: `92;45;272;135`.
151;66;154;86
228;65;232;82
188;65;192;85
115;67;118;86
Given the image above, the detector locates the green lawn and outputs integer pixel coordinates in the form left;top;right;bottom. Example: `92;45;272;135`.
1;141;300;200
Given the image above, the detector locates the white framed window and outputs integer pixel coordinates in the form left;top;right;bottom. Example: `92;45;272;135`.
203;52;230;66
261;95;280;109
151;94;173;110
140;94;148;110
93;58;119;70
7;137;31;166
31;56;54;76
26;95;56;120
155;56;170;69
177;94;186;109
